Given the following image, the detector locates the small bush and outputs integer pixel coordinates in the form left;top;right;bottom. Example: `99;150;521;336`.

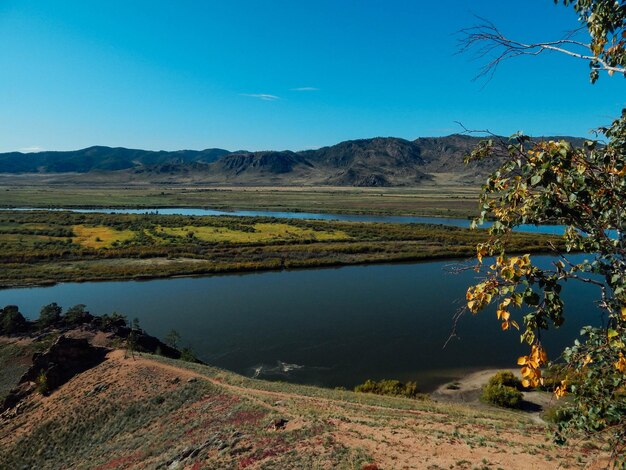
354;379;420;399
64;304;90;325
180;347;198;363
488;371;521;388
0;305;28;335
38;303;62;329
481;382;523;408
35;371;49;395
543;404;575;424
481;371;524;408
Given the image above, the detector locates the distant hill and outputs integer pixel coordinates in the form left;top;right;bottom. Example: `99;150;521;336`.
0;146;229;173
0;135;587;186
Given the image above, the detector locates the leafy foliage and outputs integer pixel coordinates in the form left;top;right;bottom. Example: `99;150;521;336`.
354;379;421;399
464;1;626;459
559;0;626;82
35;370;49;395
95;312;127;330
481;372;524;409
0;305;27;335
486;370;521;388
164;329;181;348
466;101;626;457
466;118;626;455
38;303;62;329
64;304;90;325
180;347;199;363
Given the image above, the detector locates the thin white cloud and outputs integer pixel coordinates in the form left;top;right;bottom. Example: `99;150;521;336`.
290;87;319;91
240;93;280;101
18;146;44;153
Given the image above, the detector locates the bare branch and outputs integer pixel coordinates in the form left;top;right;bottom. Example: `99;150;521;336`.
458;18;626;80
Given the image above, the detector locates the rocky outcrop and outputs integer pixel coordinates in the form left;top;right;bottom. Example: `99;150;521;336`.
217;151;312;175
1;335;107;411
1;382;35;412
0;313;200;412
94;321;183;359
20;336;108;391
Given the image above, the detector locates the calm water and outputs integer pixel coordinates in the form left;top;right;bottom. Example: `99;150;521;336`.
11;207;567;235
0;254;600;391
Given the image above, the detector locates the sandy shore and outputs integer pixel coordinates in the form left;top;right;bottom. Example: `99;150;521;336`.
431;368;559;420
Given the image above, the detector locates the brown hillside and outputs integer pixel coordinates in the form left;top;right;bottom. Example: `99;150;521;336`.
0;341;607;469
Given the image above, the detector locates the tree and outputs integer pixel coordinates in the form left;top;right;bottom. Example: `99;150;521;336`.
0;305;28;335
459;1;626;83
164;329;181;349
461;0;626;460
38;302;62;329
125;317;141;359
64;304;89;325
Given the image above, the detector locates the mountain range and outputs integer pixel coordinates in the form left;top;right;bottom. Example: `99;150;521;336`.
0;134;585;186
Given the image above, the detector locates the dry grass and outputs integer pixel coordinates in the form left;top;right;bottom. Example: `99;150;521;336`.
72;225;136;248
0;348;606;469
0;183;481;218
157;223;349;243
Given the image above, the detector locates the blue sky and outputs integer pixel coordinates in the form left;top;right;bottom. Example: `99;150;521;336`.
0;0;623;152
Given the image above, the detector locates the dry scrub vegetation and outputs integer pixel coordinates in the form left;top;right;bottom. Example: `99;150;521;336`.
0;210;563;288
0;345;606;469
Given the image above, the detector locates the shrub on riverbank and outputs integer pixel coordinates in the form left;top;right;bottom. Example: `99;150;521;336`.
481;372;523;409
354;379;421;399
486;371;520;389
0;305;28;335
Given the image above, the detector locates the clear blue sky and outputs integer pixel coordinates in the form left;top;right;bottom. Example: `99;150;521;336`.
0;0;622;152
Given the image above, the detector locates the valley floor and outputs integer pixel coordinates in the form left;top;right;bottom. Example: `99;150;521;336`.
0;345;607;469
0;181;479;218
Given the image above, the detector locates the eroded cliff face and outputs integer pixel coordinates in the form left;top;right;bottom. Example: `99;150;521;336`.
0;316;191;412
2;336;107;411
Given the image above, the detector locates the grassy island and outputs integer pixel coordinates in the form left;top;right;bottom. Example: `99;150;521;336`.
0;210;563;288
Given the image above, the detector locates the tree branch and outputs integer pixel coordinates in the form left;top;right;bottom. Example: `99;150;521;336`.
458;19;626;81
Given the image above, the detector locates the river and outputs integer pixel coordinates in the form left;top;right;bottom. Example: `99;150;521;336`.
0;252;599;391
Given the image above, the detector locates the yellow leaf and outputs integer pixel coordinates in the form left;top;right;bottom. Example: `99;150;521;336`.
496;309;510;321
554;380;567;399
